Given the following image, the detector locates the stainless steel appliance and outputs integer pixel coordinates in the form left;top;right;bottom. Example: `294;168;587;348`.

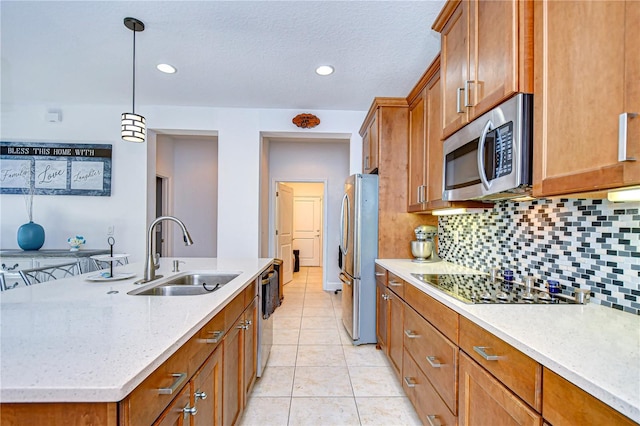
442;93;533;201
411;273;578;304
339;174;378;345
257;262;279;377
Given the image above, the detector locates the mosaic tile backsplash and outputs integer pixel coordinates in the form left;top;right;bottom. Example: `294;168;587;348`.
437;199;640;315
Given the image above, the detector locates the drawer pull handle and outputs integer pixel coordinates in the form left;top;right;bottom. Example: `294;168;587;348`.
204;330;223;344
183;405;197;416
158;372;187;395
375;272;385;277
404;330;418;339
403;376;417;388
473;346;500;361
389;280;402;287
426;356;442;368
426;414;442;426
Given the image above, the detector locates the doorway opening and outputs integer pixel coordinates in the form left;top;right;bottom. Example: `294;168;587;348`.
274;181;325;284
155;175;169;256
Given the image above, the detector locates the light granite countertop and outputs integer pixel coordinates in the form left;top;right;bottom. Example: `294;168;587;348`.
376;259;640;424
0;257;272;403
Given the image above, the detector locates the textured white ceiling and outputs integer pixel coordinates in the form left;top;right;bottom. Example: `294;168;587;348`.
1;1;444;111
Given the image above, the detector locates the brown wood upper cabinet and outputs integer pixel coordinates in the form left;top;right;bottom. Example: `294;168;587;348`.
360;98;437;257
407;56;441;212
362;114;379;174
533;0;640;197
433;0;533;139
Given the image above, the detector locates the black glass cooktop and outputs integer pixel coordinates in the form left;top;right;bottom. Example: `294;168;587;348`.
410;273;576;305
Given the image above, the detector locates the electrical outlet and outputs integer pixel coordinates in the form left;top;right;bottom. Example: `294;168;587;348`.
107;225;114;236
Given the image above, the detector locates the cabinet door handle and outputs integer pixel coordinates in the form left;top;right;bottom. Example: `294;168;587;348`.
183;405;197;416
404;330;418;339
473;346;500;361
464;80;473;107
388;280;402;287
158;372;187;395
195;390;207;400
426;356;442;368
426;414;442;426
619;112;638;161
456;87;465;113
403;376;417;388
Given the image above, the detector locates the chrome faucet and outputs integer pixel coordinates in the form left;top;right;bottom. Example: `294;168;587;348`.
136;216;194;284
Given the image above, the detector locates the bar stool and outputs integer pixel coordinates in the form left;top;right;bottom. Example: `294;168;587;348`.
19;261;82;286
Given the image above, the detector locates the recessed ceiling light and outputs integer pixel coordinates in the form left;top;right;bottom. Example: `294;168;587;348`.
157;63;177;74
315;65;334;76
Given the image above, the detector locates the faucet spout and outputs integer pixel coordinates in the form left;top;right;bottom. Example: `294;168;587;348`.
137;216;194;284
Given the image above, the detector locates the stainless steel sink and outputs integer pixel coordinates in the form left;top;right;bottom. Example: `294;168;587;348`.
128;273;240;296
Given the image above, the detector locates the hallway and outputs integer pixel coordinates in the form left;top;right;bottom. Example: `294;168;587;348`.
239;267;421;425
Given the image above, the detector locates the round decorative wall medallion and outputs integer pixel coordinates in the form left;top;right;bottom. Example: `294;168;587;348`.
292;114;320;129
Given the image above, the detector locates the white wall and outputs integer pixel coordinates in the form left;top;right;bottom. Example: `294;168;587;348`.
171;137;218;257
1;104;365;262
269;141;350;290
0;105;148;260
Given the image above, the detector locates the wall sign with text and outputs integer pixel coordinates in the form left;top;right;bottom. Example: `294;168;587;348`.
0;142;112;196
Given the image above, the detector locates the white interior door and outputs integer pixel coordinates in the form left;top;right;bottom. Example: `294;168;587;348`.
276;182;294;283
293;196;322;267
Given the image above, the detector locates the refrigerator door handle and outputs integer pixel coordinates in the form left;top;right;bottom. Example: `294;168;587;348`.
339;193;349;256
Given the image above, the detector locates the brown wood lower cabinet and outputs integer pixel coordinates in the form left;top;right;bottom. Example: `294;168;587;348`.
375;266;633;426
243;298;258;401
223;312;244;426
542;368;637;426
191;348;223;426
403;349;457;426
376;279;389;351
154;383;192;426
387;290;404;381
458;352;541;426
403;304;458;414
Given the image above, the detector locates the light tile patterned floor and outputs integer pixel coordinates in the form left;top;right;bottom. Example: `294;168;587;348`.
239;267;421;426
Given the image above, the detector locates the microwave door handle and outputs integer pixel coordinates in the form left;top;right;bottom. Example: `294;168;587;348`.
477;120;493;190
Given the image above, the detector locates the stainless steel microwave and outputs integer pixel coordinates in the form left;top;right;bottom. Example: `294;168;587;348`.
442;93;533;201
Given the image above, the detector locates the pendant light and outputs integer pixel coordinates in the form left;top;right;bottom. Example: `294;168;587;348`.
121;17;146;143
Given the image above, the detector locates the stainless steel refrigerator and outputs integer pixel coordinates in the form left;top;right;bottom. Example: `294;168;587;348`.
339;174;378;345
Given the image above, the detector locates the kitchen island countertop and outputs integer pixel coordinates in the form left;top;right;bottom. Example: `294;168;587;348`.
0;257;272;403
377;259;640;424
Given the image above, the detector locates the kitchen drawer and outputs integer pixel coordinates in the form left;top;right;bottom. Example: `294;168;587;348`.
542;368;636;426
403;349;457;426
244;279;257;307
190;309;226;373
459;316;542;411
404;284;459;344
459;352;541;426
375;264;387;286
404;304;458;414
120;333;196;425
225;291;246;331
387;272;405;299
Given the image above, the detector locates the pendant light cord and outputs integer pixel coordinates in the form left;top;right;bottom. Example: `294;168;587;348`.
132;24;136;114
